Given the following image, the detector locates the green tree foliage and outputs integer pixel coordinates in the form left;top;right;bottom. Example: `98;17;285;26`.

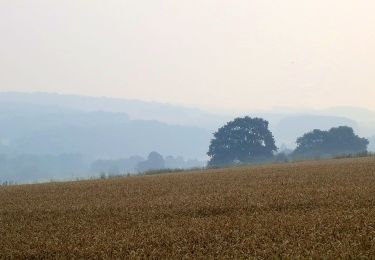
207;117;277;166
293;126;369;158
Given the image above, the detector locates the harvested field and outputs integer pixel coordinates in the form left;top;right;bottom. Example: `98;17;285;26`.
1;158;375;258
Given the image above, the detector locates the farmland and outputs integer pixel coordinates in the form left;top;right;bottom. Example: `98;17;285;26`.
1;158;375;258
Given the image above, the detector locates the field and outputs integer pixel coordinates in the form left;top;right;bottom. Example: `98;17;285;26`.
1;158;375;258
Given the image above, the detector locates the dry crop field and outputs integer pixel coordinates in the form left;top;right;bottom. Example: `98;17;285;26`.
1;158;375;258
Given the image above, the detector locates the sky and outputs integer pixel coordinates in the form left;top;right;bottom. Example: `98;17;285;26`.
1;0;374;111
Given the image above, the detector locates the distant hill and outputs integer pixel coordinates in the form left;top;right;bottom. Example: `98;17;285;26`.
1;92;374;183
12;117;211;159
0;101;211;160
272;115;359;147
0;92;373;154
250;106;375;139
0;92;229;130
321;107;375;125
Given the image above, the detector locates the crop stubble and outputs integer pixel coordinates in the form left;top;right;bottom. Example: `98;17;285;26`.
0;158;374;258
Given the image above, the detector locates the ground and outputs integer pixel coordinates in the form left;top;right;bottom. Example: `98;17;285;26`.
1;158;375;258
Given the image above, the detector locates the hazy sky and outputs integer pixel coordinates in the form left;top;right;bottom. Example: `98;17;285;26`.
1;0;374;111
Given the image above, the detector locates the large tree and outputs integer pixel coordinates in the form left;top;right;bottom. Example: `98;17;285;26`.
207;117;277;166
293;126;369;158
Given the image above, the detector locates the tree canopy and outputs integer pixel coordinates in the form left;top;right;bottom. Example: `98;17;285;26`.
293;126;369;158
207;117;277;166
136;151;166;172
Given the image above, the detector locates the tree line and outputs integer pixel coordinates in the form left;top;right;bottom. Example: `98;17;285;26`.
207;116;369;167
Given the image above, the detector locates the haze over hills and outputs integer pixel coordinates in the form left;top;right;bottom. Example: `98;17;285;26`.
1;92;374;148
0;94;212;182
0;102;211;160
0;92;229;130
0;92;374;182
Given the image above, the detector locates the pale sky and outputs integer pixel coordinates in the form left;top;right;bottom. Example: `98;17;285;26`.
1;0;374;111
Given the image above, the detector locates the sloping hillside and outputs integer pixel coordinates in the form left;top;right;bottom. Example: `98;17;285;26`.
0;102;211;159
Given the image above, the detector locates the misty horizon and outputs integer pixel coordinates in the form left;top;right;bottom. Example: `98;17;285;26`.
2;90;375;117
1;1;375;111
1;1;375;183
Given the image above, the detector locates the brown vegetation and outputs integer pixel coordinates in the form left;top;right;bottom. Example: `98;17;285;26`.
1;158;375;258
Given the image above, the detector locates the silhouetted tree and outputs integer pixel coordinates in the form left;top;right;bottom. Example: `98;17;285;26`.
293;126;369;158
136;151;166;172
207;117;277;166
